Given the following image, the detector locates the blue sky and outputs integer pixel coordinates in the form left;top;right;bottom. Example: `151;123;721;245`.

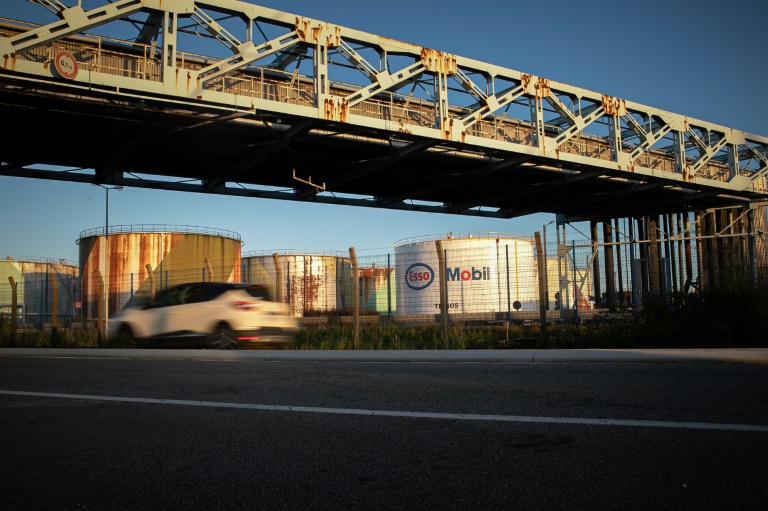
1;0;766;262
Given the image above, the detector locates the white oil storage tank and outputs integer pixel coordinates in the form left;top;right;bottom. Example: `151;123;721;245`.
395;233;538;316
242;251;352;317
78;225;242;318
0;256;79;324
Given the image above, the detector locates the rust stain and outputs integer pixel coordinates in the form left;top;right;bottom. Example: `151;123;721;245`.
442;117;453;140
421;47;457;75
327;25;341;47
2;53;16;71
602;94;626;116
295;16;311;42
311;25;322;43
522;74;550;97
535;77;550;98
521;73;532;91
296;17;339;47
324;98;349;122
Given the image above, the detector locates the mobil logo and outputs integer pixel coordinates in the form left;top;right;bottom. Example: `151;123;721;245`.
446;266;492;282
405;262;434;290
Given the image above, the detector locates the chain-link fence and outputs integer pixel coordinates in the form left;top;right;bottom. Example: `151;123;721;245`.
3;209;768;331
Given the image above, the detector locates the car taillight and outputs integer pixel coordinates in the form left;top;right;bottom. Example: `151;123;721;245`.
232;301;260;311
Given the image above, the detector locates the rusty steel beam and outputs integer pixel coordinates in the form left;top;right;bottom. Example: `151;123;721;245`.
0;0;766;222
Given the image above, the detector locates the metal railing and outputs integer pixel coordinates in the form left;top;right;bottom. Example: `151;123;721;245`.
77;224;242;243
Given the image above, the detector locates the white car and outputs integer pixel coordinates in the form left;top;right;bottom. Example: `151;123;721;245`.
109;282;299;349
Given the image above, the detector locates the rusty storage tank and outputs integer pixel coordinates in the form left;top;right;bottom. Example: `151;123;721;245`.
359;263;396;314
0;256;79;324
394;232;538;315
78;225;242;319
242;251;352;317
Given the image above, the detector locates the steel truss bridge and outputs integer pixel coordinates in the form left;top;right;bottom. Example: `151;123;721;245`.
1;0;767;223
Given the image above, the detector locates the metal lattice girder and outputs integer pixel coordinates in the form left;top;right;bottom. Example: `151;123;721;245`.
1;0;767;222
0;0;148;54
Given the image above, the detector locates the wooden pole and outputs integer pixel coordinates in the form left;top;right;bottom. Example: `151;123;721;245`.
435;240;448;345
145;264;155;304
7;276;17;347
349;247;359;348
535;232;547;335
49;269;59;347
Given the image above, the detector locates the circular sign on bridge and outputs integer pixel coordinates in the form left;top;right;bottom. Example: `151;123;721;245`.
54;50;78;80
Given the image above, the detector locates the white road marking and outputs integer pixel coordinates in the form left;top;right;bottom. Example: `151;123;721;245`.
2;389;767;432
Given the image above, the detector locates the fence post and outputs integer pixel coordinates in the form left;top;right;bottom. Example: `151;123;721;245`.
349;247;359;347
49;269;59;348
95;269;104;347
7;276;17;347
506;245;511;338
435;240;448;345
572;241;579;324
204;258;214;282
535;232;547;335
387;253;392;323
145;264;155;304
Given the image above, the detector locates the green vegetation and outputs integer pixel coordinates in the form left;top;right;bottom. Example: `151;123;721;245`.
0;318;100;348
2;281;766;349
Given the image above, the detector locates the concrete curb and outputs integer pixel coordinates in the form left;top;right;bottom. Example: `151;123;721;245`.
1;348;767;363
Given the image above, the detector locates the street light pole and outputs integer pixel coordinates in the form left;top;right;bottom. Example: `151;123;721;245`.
93;184;122;344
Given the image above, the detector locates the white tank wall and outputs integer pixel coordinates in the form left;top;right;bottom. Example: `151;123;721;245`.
242;254;352;316
395;235;538;315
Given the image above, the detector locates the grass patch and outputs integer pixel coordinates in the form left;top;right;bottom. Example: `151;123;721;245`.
2;281;766;350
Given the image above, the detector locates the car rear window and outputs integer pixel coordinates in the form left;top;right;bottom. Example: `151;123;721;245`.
245;285;272;301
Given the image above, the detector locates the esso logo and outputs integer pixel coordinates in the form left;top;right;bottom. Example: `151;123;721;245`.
405;263;434;291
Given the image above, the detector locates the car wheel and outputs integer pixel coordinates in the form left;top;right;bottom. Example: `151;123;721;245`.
113;325;137;349
208;325;239;350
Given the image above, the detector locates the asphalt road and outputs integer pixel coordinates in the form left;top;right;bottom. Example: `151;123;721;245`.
1;349;767;510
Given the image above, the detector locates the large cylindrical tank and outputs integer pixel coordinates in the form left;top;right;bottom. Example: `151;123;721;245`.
395;233;538;315
78;225;242;318
0;256;79;324
359;264;396;314
242;252;351;317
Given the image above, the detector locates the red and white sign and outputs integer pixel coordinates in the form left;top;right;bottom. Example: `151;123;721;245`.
54;50;78;79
